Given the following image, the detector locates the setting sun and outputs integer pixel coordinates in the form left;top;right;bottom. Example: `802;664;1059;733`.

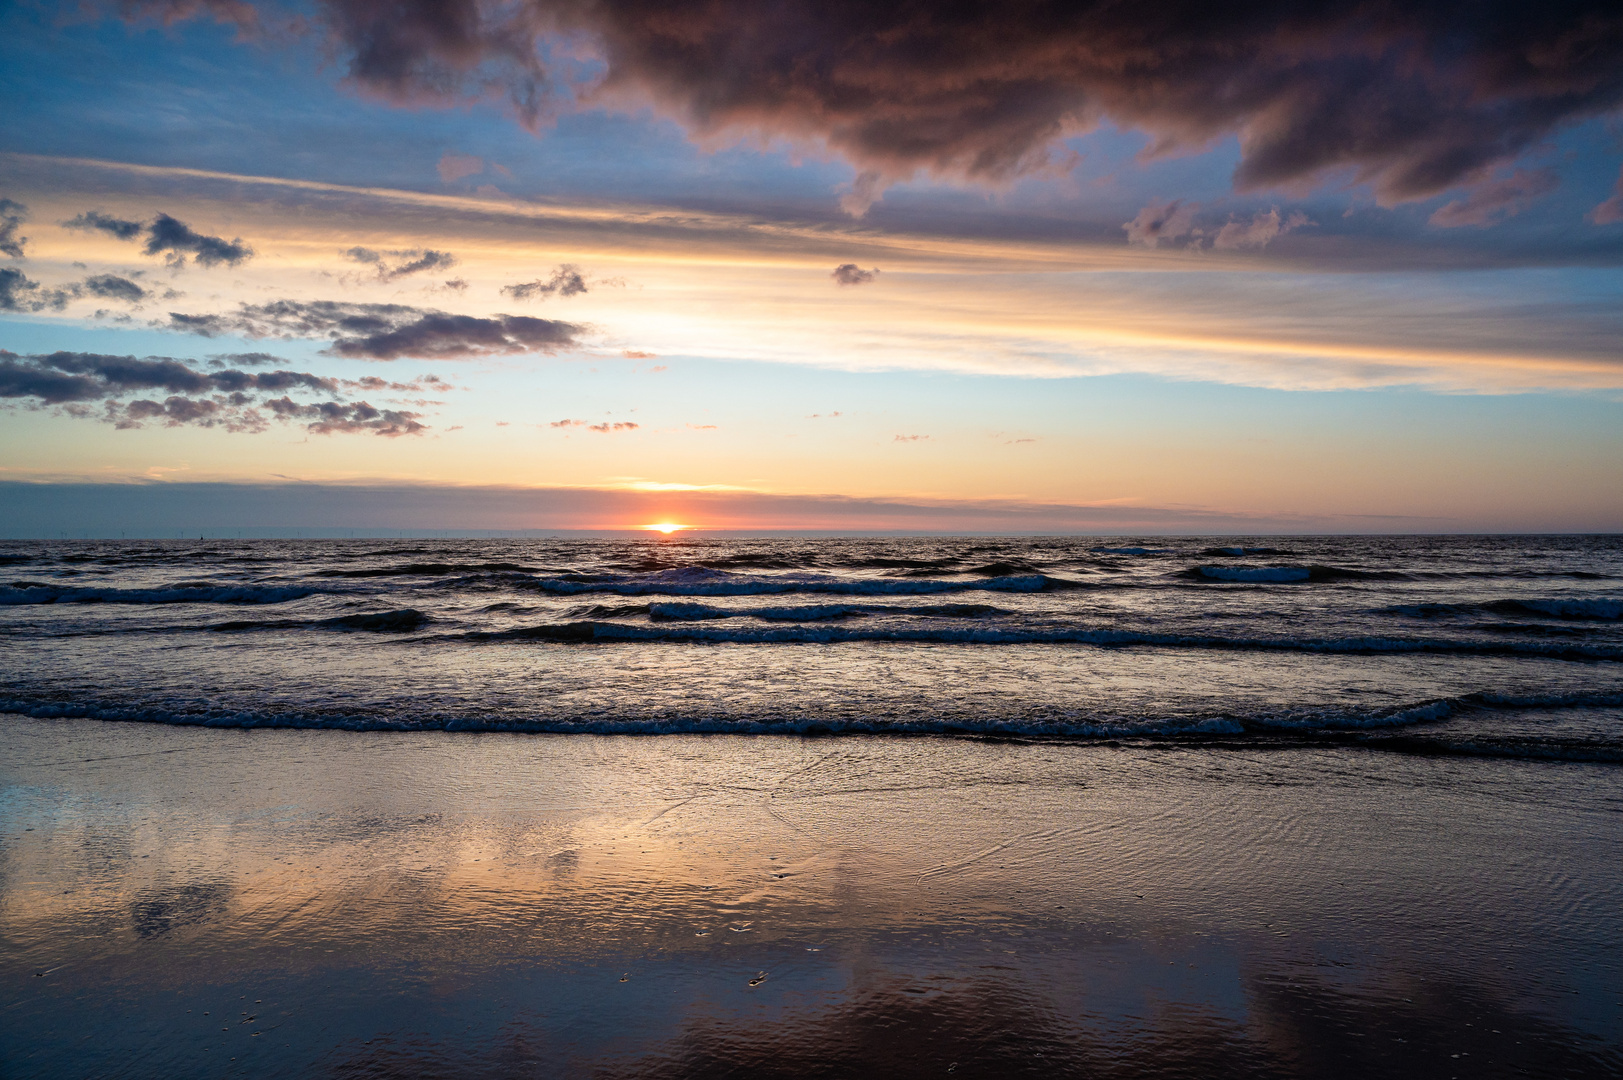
644;523;689;534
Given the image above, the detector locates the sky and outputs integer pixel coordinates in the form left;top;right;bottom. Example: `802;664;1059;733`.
3;0;1623;534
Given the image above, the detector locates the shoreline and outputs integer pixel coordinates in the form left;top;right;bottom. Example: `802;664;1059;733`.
3;714;1619;1077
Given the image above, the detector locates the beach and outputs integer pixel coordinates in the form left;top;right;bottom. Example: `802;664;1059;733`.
4;714;1619;1078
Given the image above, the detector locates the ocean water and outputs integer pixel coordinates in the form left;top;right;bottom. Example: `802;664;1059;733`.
4;534;1622;1077
1;534;1620;757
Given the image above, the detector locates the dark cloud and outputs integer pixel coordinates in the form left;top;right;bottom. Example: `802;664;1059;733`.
169;312;229;334
0;349;411;435
503;263;589;300
108;0;1623;217
0;268;156;313
0;350;340;400
64;210;252;267
63;210;145;241
145;213;253;266
119;395;239;429
0;198;27;259
0;267;37;311
263;396;427;436
0;356;103;404
315;0;556;127
82;274;150;302
0;268;80;312
168;299;586;360
832;263;878;286
343;246;459;281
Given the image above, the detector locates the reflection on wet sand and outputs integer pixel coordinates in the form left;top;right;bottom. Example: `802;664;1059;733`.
2;715;1619;1078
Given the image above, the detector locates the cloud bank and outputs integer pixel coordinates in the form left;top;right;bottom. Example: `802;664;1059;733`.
0;350;424;435
103;0;1623;216
1;480;1575;535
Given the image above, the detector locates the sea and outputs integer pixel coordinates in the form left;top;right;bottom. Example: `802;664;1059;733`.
5;534;1623;1077
2;534;1620;756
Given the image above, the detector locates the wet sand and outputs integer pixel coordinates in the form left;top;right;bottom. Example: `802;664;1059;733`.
2;713;1620;1078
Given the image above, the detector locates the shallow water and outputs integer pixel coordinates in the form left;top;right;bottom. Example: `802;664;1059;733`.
2;717;1620;1078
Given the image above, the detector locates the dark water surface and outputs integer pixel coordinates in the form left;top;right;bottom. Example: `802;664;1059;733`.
2;535;1622;758
1;536;1620;1076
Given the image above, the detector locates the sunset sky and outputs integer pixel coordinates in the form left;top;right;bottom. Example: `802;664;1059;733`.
3;0;1623;533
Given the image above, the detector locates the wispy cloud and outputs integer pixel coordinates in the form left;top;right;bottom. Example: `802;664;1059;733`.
437;153;485;183
1123;201;1198;248
343;246;458;281
503;263;589;301
548;418;638;433
1429;169;1559;228
1212;209;1310;250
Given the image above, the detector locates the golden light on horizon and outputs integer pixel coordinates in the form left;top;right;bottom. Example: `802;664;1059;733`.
643;522;690;534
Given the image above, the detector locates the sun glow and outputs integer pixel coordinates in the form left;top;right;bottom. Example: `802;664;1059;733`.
644;522;689;534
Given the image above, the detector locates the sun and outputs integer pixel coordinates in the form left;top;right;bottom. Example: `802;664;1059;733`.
643;522;689;534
